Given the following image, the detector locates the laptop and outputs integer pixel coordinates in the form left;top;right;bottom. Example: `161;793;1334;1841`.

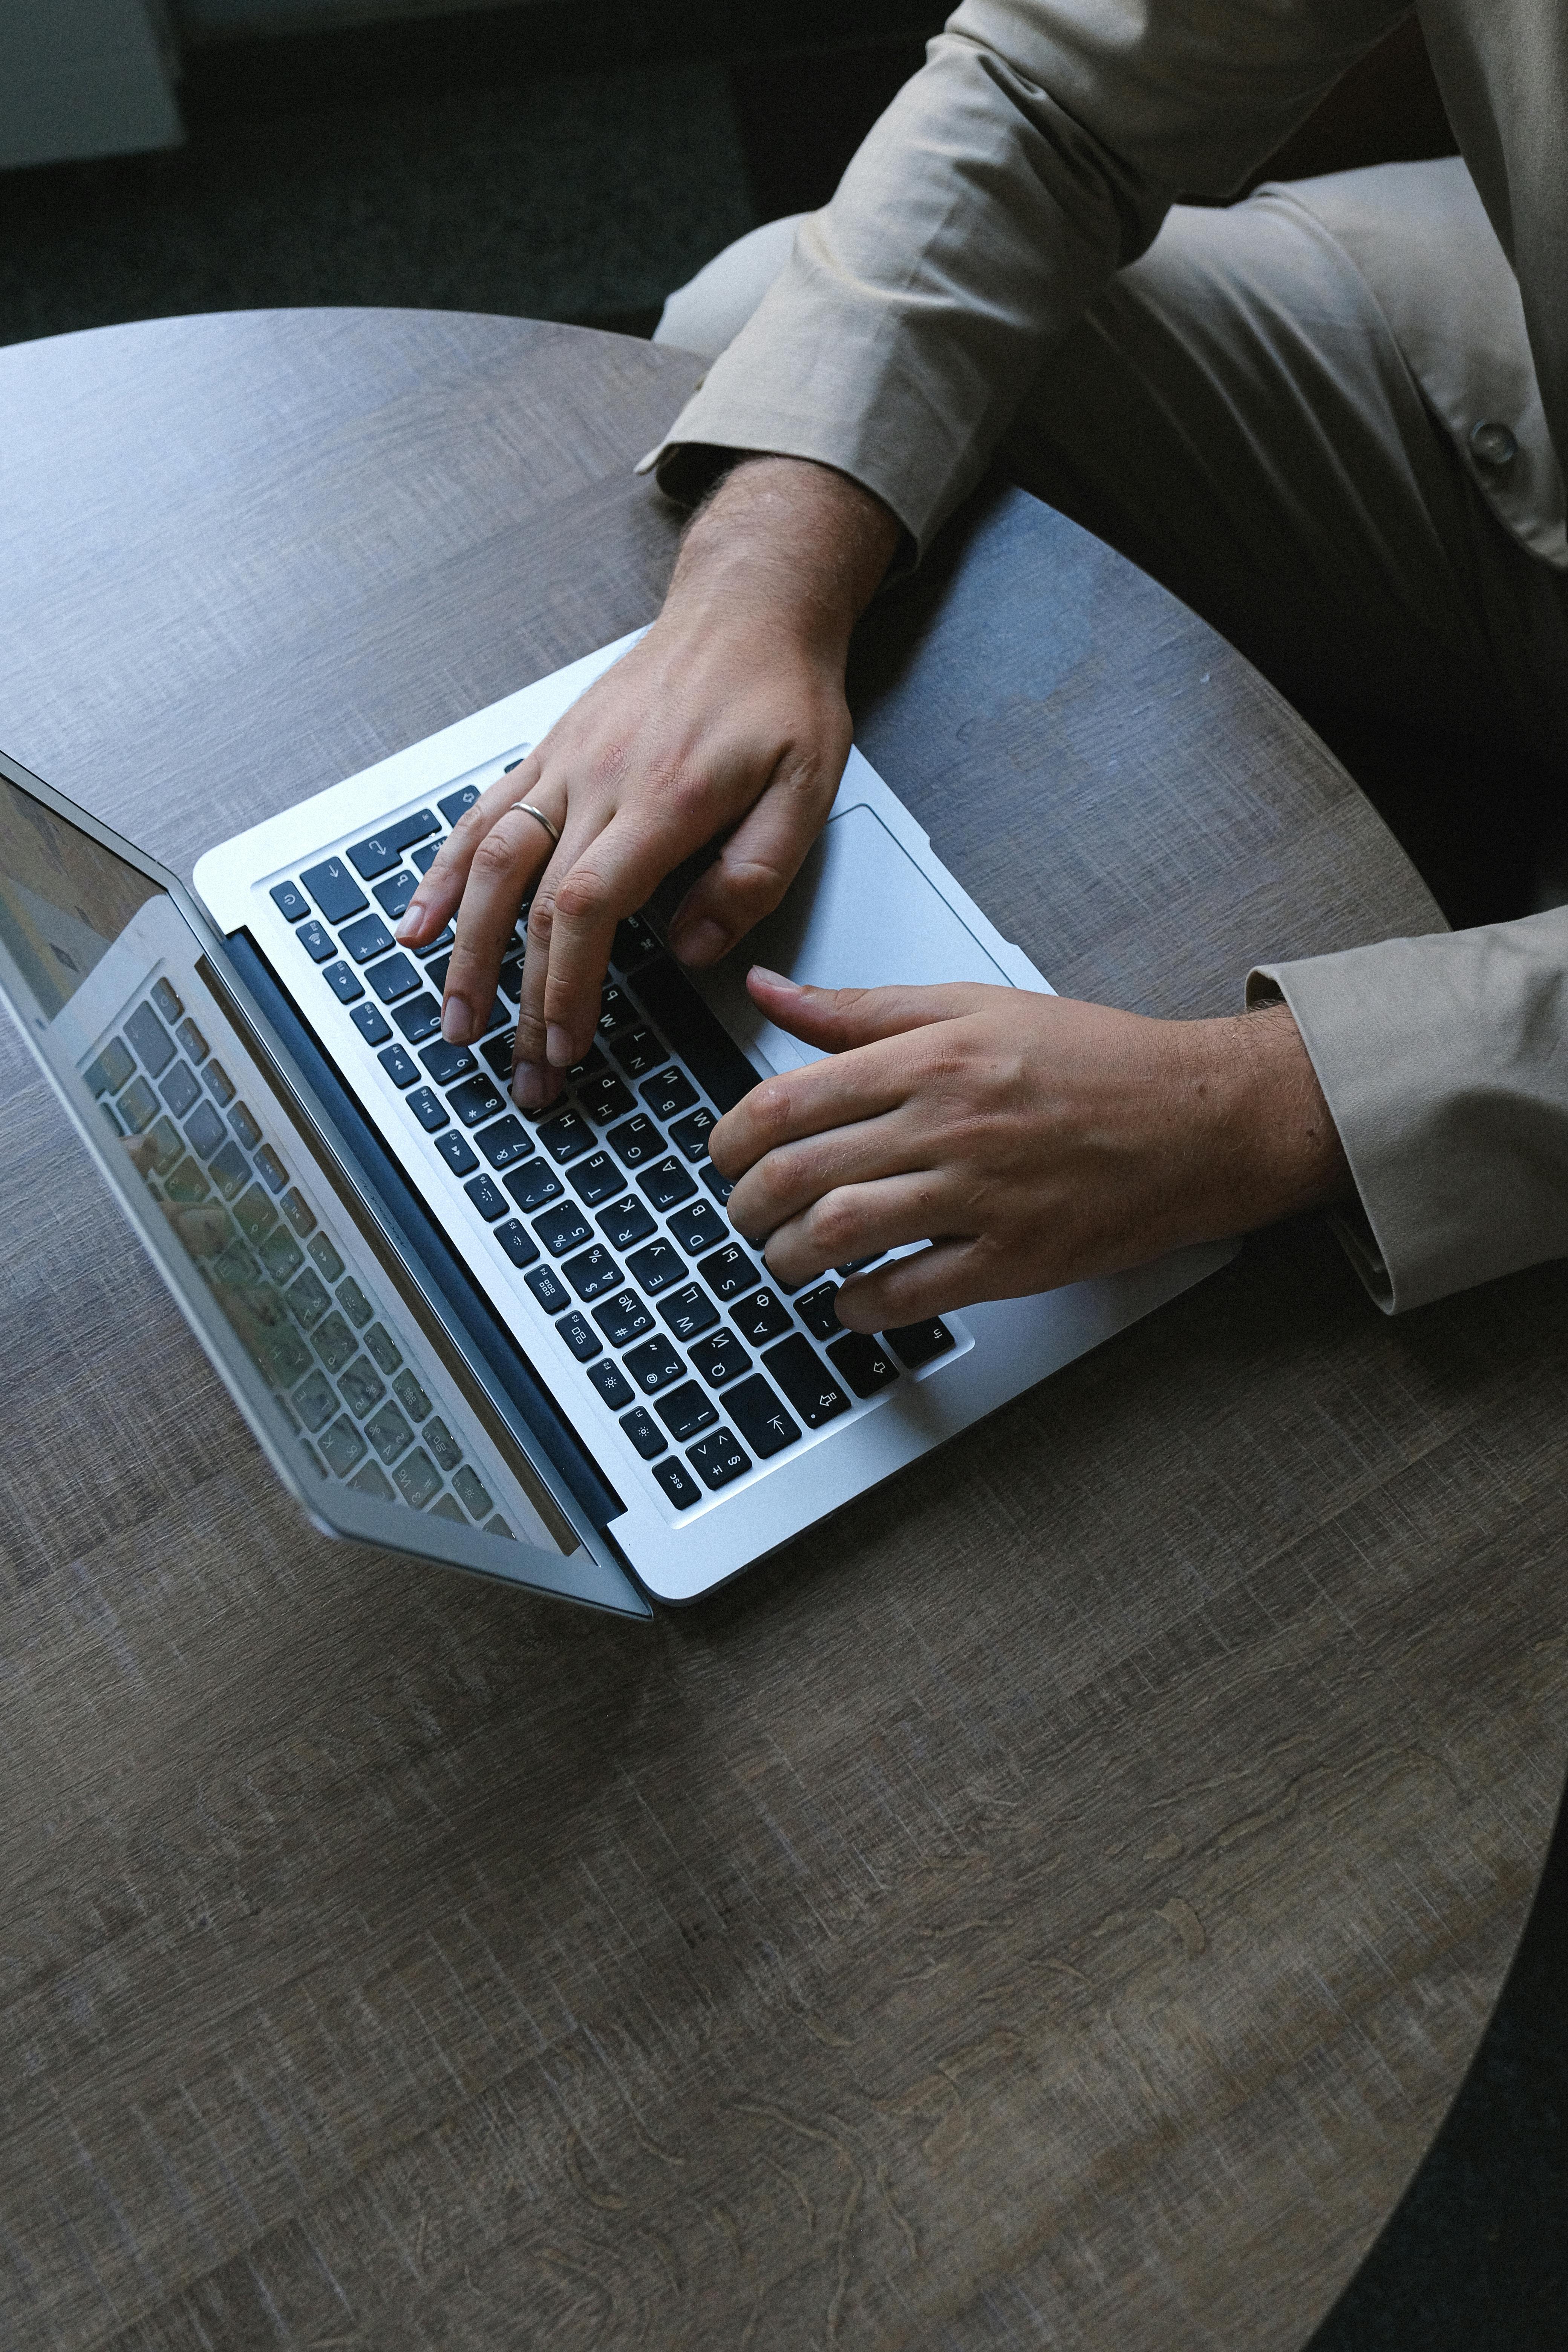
0;631;1232;1617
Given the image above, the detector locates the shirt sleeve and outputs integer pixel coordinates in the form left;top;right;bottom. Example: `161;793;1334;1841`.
648;0;1410;551
1250;910;1568;1313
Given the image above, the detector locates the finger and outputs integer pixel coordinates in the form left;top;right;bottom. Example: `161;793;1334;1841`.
745;969;1006;1054
710;1043;914;1185
831;1239;990;1331
439;801;559;1044
396;750;543;947
724;1098;927;1243
510;805;614;1087
666;756;842;966
760;1170;961;1288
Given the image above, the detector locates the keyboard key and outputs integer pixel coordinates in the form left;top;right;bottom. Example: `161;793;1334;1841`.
339;1354;386;1417
669;1106;717;1161
588;1359;635;1411
373;869;419;919
453;1464;494;1519
724;1374;802;1459
475;1115;534;1169
175;1018;208;1066
653;1457;701;1510
593;1289;652;1348
88;1037;135;1095
607;1024;665;1078
340;913;396;964
204;1059;235;1106
624;1334;684;1393
504;1159;563;1211
406;1087;448;1132
233;1182;277;1242
126;1001;176;1077
449;1075;506;1128
637;1156;696;1210
613;911;661;970
435;1131;480;1178
525;1265;570;1314
537;1108;594;1163
410;841;442;875
208;1138;249;1198
438;783;481;825
836;1254;884;1276
315;1309;356;1372
596;985;637;1039
417;925;455;960
729;1286;793;1346
184;1099;227;1159
347;808;439;880
323;962;364;1004
350;1002;393;1046
164;1155;210;1204
319;1416;367;1477
657;1283;719;1343
270;879;310;922
420;1038;477;1086
698;1242;756;1301
366;953;422;1004
605;1113;663;1168
496;956;524;1002
146;1116;184;1177
254;1144;289;1193
392;993;443;1043
577;1069;635;1123
292;1369;335;1430
557;1311;601;1363
365;1323;402;1374
562;1244;622;1302
567;1150;626;1207
797;1283;843;1341
620;1406;667;1459
481;1035;516;1083
655;1381;717;1442
701;1165;735;1205
668;1200;727;1256
598;1195;657;1250
378;1044;419;1089
160;1060;201;1119
760;1335;852;1429
640;1066;698;1122
297;920;336;964
338;1277;372;1328
495;1218;539;1269
535;1201;593;1256
366;1400;415;1462
300;856;369;923
151;978;183;1024
229;1101;263;1150
688;1430;752;1491
886;1317;956;1370
689;1331;750;1387
308;1232;345;1282
827;1330;900;1397
393;1446;441;1508
464;1173;508;1222
280;1188;316;1237
625;1238;686;1294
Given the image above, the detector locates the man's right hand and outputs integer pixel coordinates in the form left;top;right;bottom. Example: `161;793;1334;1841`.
394;454;900;1106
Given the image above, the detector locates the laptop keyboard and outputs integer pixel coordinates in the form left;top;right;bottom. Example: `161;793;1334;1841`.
265;787;956;1516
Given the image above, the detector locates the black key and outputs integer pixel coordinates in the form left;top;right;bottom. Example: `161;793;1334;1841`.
146;1117;184;1178
621;1406;667;1460
410;841;442;875
536;1201;593;1257
836;1254;884;1276
612;911;660;971
418;925;455;960
464;1173;508;1222
378;1044;419;1089
323;962;364;1004
624;1334;684;1394
420;1038;477;1086
184;1099;226;1159
605;1113;664;1168
562;1244;622;1302
87;1037;135;1095
702;1166;735;1206
280;1188;315;1237
596;985;637;1039
449;1074;506;1128
640;1066;698;1122
347;808;439;880
151;978;183;1024
729;1287;793;1346
761;1335;852;1430
886;1317;956;1370
564;1149;626;1210
300;855;369;923
425;954;451;991
229;1101;263;1150
435;1131;480;1177
481;1035;516;1083
697;1242;757;1301
827;1329;900;1397
504;1163;562;1218
655;1381;717;1442
637;1156;696;1211
373;869;419;919
308;1232;345;1282
125;1000;175;1076
598;1195;657;1250
797;1283;843;1341
406;1087;447;1132
208;1139;250;1199
588;1360;635;1411
204;1059;235;1106
366;953;422;1003
669;1106;717;1161
476;1115;534;1169
566;1043;607;1086
392;993;443;1044
270;879;310;922
340;913;396;964
255;1145;289;1193
557;1311;601;1363
653;1457;701;1510
537;1109;595;1163
438;783;481;825
593;1289;653;1348
576;1069;635;1124
525;1265;570;1315
668;1202;728;1256
657;1283;718;1343
626;1238;686;1294
160;1061;201;1119
607;1024;665;1078
688;1430;752;1491
689;1331;750;1388
175;1018;208;1065
725;1374;802;1459
496;956;525;1004
350;1002;393;1046
495;1219;539;1269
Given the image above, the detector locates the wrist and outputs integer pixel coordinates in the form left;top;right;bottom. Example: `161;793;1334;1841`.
669;455;900;656
1183;1003;1352;1237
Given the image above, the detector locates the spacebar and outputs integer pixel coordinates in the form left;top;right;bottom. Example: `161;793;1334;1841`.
632;957;762;1114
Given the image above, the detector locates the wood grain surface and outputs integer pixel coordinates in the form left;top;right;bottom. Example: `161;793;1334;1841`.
1;309;1563;2352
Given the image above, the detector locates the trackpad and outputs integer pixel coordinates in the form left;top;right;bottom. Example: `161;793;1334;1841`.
700;803;1018;1076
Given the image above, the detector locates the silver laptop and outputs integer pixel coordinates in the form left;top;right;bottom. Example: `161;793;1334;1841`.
0;632;1231;1615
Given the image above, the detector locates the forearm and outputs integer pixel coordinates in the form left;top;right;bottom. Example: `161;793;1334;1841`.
667;455;900;653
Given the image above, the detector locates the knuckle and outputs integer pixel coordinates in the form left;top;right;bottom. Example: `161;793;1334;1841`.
527;896;555;946
553;866;610;927
470;830;522;889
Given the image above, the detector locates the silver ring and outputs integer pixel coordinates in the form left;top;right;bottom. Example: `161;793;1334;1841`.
515;800;560;848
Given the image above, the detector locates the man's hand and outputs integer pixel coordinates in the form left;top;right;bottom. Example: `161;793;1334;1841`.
394;456;899;1106
710;971;1351;1327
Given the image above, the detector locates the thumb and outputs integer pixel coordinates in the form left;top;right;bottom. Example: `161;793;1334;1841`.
745;966;999;1050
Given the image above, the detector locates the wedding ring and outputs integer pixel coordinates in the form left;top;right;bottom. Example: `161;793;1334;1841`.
515;800;560;848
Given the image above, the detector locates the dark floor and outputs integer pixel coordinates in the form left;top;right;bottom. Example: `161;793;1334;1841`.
2;7;1563;2342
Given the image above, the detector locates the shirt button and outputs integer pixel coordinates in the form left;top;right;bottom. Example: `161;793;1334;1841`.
1470;419;1518;469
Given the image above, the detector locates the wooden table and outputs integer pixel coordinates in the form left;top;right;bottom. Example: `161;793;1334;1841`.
1;309;1563;2352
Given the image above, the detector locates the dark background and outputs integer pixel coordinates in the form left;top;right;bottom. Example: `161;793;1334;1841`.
2;6;1562;2343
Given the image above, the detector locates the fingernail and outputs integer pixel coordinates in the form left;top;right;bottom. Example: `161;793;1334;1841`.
511;1061;548;1108
395;899;425;939
441;995;471;1043
673;917;729;964
749;966;797;990
546;1023;574;1068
